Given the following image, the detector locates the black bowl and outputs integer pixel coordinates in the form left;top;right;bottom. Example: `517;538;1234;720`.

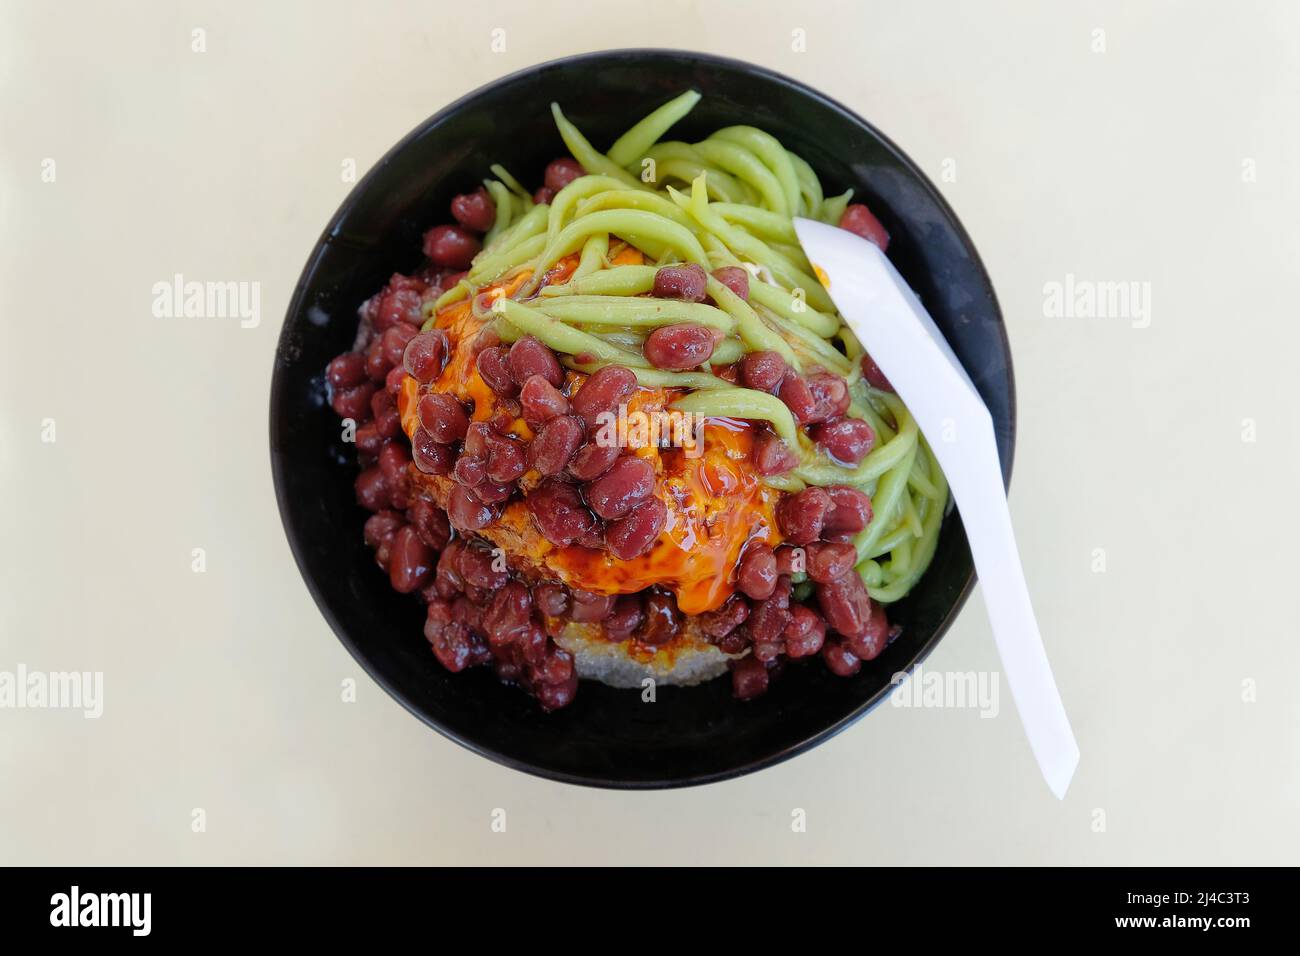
270;50;1014;788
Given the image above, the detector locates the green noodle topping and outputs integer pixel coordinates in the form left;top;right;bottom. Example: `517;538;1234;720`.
455;91;948;603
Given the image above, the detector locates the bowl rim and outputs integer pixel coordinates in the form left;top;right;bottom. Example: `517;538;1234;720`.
269;47;1017;790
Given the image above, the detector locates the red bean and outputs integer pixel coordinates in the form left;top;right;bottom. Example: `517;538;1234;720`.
711;266;749;301
805;541;858;584
783;604;827;658
533;582;569;618
718;629;750;656
474;480;514;504
777;487;832;545
509;335;564;388
517;623;551;666
576;517;606;550
453;453;486;487
739;351;787;392
770;573;793;609
355;466;389;511
435;551;465;602
843;600;890;661
585;455;655;520
570;589;614;622
605;496;666;560
822;638;862;677
568;439;619;481
481;581;532;649
416;392;468;443
533;645;574;684
376;405;402;440
462;585;491;608
544;158;585;193
363;510;404;549
475;345;518;397
365;338;392;382
812;418;875;465
369;386;395;421
637;590;681;645
774;545;802;576
450;187;496;232
327;352;367;390
533;186;556;205
519;375;570;426
412;429;452;475
483;435;526;484
473;429;517;478
374;532;395;570
428;595;454;632
777;374;819;424
388;478;410;512
377;441;411;488
381;324;418;368
736;542;778;600
644;323;715;370
422;224;481;270
406;498;451;549
535;673;578;711
355;421;385;457
529;414;584;476
700;595;750;640
387;526;434;593
652;263;707;302
571;365;637;430
462;422;490;458
403;330;447;383
331;382;376;421
385;364;408;396
470;326;501;361
604;594;644;641
751;635;783;663
459;543;508;591
824;486;874;539
753;429;798;476
434;540;466;596
839;203;890;251
807;372;851;422
371;277;426;331
861;353;894;392
527;478;597;547
426;617;490;673
447;484;493;531
747;593;791;646
730;656;769;700
815;572;874;640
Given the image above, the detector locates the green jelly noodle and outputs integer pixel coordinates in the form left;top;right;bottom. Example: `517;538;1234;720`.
450;91;948;603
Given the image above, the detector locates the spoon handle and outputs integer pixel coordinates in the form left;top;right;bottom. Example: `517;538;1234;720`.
947;413;1080;799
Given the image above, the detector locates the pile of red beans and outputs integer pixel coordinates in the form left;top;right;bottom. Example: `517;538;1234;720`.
716;483;893;699
324;159;899;708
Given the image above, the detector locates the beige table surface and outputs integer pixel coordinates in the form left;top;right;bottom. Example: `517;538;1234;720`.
2;0;1297;865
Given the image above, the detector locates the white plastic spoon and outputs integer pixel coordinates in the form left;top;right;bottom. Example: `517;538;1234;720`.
793;217;1080;798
